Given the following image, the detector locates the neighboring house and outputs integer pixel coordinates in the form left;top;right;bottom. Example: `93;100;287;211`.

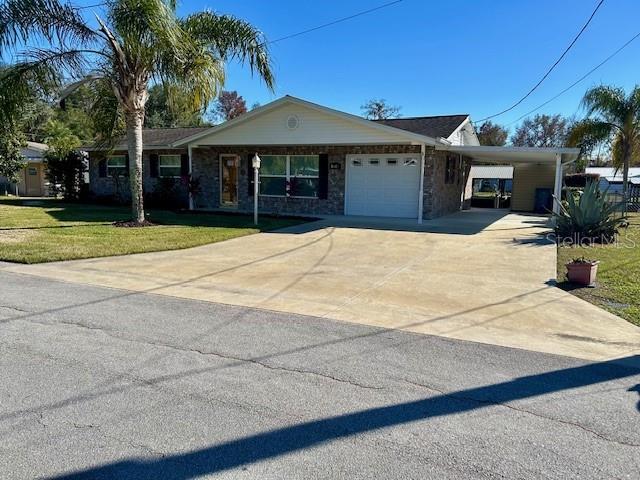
465;165;514;208
86;95;578;220
585;167;640;193
0;142;49;196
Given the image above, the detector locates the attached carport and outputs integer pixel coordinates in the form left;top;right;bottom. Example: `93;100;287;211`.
438;146;580;214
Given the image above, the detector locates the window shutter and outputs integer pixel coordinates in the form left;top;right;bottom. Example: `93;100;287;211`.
247;154;255;196
98;158;107;178
180;153;189;177
318;153;329;199
150;154;159;178
125;153;130;177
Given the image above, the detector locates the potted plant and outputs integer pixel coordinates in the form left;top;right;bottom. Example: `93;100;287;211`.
566;257;600;287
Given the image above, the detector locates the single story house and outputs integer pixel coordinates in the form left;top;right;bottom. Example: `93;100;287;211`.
1;142;50;196
85;96;579;221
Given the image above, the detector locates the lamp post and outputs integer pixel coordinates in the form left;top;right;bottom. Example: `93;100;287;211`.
252;153;261;225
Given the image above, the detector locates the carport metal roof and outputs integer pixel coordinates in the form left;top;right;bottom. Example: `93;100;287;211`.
436;145;579;164
437;145;581;214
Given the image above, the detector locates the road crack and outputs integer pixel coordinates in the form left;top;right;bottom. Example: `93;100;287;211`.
402;379;640;448
24;317;385;391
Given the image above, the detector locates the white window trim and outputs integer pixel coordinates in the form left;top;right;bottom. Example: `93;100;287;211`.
159;154;182;178
259;154;320;199
107;155;127;177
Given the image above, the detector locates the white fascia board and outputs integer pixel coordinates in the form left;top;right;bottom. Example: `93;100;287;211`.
446;117;480;146
173;95;441;147
437;145;581;164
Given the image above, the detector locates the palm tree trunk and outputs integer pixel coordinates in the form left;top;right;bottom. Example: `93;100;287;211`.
622;141;631;214
125;111;145;223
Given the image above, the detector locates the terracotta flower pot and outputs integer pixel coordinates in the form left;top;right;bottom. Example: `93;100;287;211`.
566;261;599;287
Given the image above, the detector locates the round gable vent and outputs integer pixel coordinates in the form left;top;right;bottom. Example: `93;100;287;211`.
286;114;300;130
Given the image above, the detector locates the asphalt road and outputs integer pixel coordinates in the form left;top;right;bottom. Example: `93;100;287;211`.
1;271;639;479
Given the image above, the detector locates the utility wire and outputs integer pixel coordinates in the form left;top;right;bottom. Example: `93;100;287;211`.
266;0;403;45
76;1;404;46
507;30;640;126
475;0;605;123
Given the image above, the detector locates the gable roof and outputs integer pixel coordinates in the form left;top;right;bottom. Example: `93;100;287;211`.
373;115;469;140
173;95;444;147
83;127;210;150
138;127;211;147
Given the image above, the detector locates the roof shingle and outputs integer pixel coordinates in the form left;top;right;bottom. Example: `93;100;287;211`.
373;115;469;139
85;127;210;150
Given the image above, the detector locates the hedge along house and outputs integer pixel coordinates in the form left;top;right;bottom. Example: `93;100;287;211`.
86;96;579;221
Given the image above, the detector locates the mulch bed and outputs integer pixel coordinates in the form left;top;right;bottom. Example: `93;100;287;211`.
113;219;156;228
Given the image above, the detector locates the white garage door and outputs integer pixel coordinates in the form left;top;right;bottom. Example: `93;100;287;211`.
345;154;420;218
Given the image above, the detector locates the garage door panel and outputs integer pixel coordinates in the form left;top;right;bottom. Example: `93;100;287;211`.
346;155;420;218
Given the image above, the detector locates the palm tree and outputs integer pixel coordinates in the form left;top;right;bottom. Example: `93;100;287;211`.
0;0;274;223
568;85;640;203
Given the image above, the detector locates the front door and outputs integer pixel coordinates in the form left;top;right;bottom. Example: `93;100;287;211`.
220;154;239;208
25;163;43;196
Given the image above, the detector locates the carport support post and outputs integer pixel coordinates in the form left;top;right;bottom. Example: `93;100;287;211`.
553;153;563;215
418;144;426;224
188;144;194;211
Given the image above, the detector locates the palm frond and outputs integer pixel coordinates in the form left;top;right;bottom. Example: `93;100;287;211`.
567;119;613;150
109;0;192;66
582;85;628;124
88;77;124;148
182;11;274;91
0;0;99;53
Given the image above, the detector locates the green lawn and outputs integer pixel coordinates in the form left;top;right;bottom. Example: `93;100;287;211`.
0;197;306;264
557;213;640;326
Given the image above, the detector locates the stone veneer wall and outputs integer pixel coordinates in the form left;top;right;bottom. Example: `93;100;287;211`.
422;149;470;219
191;145;421;215
88;144;468;218
88;149;189;206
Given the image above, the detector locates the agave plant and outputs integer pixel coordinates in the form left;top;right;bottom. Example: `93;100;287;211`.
553;181;623;244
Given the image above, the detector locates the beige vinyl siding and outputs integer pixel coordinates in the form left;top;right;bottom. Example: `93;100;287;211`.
195;103;411;146
511;164;555;212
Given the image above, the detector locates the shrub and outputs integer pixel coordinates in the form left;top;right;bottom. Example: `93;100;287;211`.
46;150;88;201
553;181;623;244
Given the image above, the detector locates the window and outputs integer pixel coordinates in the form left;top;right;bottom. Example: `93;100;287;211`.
445;155;457;184
259;154;320;198
28;167;37;175
369;159;380;165
387;158;398;165
107;155;127;177
403;158;417;166
352;159;362;166
159;154;181;178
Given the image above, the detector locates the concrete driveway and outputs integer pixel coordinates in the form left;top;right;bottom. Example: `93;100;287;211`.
3;209;640;362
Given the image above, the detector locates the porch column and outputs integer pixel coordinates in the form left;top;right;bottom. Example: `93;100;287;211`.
188;144;194;210
418;144;426;224
553;153;563;215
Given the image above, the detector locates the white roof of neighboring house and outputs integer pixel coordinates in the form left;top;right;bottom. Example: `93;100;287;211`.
468;165;513;179
586;167;640;184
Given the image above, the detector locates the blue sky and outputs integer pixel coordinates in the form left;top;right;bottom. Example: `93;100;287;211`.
77;0;640;129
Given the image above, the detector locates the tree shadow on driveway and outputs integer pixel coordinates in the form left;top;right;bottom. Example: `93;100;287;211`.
48;355;640;480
